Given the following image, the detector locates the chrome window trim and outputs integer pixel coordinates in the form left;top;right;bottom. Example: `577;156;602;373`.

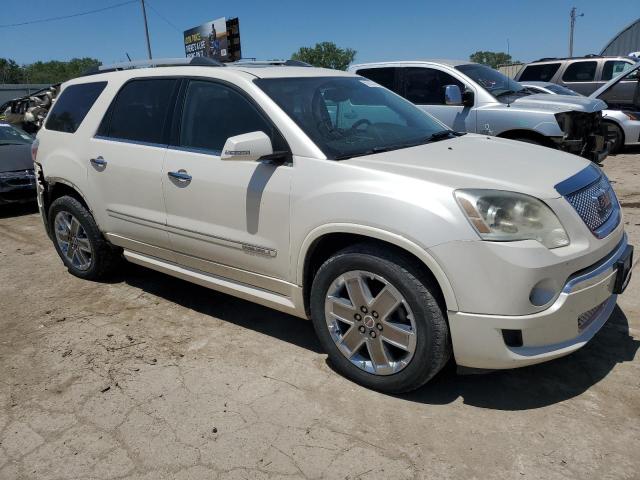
93;135;168;149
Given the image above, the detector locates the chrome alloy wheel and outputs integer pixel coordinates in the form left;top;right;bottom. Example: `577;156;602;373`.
54;211;93;271
324;270;417;375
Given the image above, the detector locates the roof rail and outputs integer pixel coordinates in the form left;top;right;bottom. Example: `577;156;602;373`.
82;57;225;76
231;59;312;67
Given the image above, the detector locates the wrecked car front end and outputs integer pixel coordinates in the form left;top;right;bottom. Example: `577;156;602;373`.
554;110;608;163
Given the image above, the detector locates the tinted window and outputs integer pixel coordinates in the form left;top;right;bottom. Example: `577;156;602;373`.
45;82;106;133
602;60;634;81
356;68;399;92
179;80;279;153
403;67;465;104
545;84;582;96
518;63;561;82
562;61;597;82
104;79;177;144
256;76;447;160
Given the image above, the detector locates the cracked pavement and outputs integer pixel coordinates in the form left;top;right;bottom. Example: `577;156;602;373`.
0;153;639;479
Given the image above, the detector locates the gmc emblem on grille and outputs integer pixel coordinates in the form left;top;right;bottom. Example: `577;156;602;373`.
593;189;612;217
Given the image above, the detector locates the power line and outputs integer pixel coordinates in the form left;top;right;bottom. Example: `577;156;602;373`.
0;0;138;28
145;0;182;33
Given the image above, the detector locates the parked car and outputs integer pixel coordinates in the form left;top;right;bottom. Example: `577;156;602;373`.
520;81;582;96
350;60;609;162
33;58;633;393
522;70;640;154
514;55;636;96
0;121;36;205
590;61;640;154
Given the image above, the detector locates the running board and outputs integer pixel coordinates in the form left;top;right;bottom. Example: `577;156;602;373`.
123;250;305;318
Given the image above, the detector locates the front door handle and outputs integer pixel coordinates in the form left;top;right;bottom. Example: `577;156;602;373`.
168;170;192;182
90;156;107;167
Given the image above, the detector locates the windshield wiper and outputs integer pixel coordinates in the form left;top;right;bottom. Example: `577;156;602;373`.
333;131;465;160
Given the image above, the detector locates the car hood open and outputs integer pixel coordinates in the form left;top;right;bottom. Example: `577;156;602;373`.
590;60;640;99
344;134;590;199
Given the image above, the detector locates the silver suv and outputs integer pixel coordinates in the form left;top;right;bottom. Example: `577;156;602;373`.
33;58;633;393
515;55;636;95
351;60;609;162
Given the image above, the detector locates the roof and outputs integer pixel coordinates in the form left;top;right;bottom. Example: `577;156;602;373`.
351;59;473;69
528;55;631;64
601;18;640;56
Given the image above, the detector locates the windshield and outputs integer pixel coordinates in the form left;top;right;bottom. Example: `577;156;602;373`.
545;84;582;96
456;64;526;101
255;76;451;159
0;124;33;145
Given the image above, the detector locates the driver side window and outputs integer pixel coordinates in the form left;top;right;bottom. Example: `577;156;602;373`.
403;67;465;105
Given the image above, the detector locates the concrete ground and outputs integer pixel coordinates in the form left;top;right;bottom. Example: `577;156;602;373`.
0;151;638;480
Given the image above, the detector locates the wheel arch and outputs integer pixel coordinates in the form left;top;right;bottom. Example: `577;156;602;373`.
44;178;93;223
298;224;458;316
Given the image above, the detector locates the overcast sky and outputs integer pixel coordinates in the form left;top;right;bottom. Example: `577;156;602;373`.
1;0;638;65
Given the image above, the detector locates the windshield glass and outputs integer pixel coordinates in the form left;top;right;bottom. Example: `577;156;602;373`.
255;76;450;159
0;124;33;145
545;84;582;96
456;64;526;100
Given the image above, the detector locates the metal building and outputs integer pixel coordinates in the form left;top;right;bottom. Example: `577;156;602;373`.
601;18;640;56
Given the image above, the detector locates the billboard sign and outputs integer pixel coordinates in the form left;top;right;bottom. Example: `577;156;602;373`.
184;17;229;60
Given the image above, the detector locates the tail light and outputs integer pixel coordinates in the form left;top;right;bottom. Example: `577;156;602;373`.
31;138;39;162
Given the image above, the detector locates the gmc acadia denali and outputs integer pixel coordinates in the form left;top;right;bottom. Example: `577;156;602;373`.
33;58;633;392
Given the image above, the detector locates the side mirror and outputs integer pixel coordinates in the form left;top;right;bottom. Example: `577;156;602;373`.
221;131;273;162
444;85;463;106
462;89;475;107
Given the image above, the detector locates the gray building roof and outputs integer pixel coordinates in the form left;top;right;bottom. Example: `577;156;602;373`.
0;84;51;106
601;18;640;56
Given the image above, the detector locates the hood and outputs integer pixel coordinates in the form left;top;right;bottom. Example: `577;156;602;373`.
345;134;589;199
590;60;640;99
508;93;606;113
0;144;33;173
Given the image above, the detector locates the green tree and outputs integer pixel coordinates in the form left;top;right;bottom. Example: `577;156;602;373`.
291;42;356;70
22;57;101;84
0;58;24;83
469;51;518;69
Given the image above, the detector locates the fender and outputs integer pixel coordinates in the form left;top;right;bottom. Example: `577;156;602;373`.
297;223;459;311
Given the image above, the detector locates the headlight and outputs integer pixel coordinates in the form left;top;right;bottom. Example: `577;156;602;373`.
454;189;570;249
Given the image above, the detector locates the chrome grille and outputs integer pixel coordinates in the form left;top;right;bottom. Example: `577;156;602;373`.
564;174;619;238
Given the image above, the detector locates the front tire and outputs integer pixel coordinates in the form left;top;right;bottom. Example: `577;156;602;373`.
310;245;451;393
604;121;624;155
49;196;121;280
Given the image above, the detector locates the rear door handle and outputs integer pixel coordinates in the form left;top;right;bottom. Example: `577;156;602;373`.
90;156;107;167
168;170;192;182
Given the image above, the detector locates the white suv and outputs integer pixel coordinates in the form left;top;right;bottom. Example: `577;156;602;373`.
33;58;633;393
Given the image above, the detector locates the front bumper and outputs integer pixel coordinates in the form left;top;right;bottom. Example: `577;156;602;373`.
0;169;36;204
449;234;633;369
554;134;609;163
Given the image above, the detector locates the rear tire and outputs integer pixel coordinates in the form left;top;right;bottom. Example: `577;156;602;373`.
310;244;451;393
49;196;121;280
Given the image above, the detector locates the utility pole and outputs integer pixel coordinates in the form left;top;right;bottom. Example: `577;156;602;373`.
569;7;584;57
140;0;152;59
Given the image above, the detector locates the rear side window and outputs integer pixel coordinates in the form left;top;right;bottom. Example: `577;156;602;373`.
602;60;634;81
562;61;597;82
518;63;561;82
356;68;399;93
403;67;465;105
45;81;107;133
102;79;178;144
179;80;283;153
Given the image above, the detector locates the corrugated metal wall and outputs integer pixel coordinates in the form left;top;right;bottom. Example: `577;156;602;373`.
601;18;640;56
0;84;51;106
